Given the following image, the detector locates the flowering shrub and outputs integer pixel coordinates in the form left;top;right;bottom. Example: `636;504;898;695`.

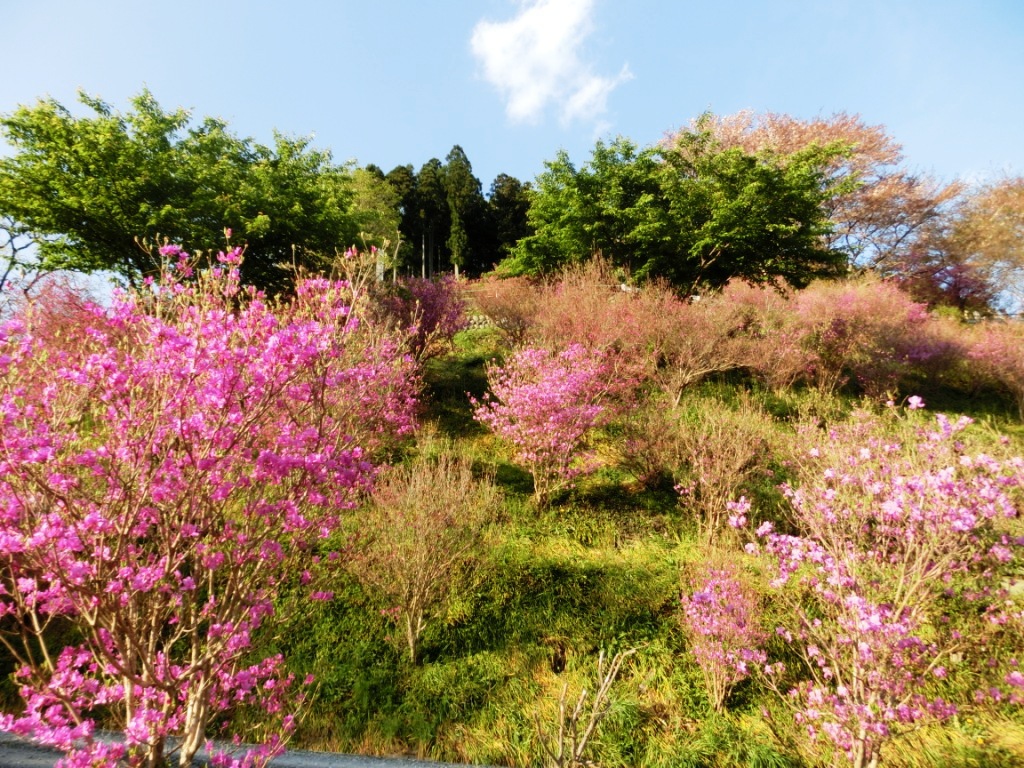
527;261;748;402
970;320;1024;420
680;561;767;712
744;405;1023;768
792;278;942;399
522;259;627;352
377;274;468;361
472;343;618;506
0;246;417;768
722;281;812;392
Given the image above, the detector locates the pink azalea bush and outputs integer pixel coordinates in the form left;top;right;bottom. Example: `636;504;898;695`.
472;343;620;506
743;405;1023;768
722;278;963;400
524;260;748;402
377;274;468;361
0;246;418;768
792;278;945;399
680;560;767;712
722;281;813;392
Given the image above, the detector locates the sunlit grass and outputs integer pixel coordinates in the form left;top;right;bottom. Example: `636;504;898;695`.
265;329;1024;767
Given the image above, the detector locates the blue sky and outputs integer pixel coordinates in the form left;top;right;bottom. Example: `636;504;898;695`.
3;0;1023;192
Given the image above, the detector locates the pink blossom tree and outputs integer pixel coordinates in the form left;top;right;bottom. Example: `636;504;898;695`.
0;247;418;767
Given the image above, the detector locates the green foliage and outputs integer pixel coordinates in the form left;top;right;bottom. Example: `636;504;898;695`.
0;89;357;292
351;165;402;259
443;145;488;276
488;173;534;257
415;157;450;276
504;127;847;292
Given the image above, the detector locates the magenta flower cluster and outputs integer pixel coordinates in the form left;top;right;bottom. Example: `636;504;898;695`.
680;563;767;712
471;343;616;504
742;407;1023;768
380;275;468;361
0;248;419;767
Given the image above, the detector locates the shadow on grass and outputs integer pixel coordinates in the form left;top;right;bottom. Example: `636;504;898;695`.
421;353;490;438
490;460;534;497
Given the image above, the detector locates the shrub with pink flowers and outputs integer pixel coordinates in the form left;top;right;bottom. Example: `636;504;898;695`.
744;405;1023;768
0;246;418;768
970;319;1024;420
377;274;468;361
792;278;944;399
471;343;620;506
680;561;767;712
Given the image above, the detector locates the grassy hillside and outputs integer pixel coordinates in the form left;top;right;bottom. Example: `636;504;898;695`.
267;302;1024;768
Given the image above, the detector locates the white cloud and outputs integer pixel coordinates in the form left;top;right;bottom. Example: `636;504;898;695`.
470;0;631;127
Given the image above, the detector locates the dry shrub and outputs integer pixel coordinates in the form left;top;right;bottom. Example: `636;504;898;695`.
619;396;691;488
468;274;543;344
622;394;778;543
528;258;633;352
902;310;972;391
639;291;750;405
348;436;500;664
671;395;779;544
534;648;636;768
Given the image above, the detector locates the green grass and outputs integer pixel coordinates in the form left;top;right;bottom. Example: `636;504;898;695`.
264;329;1024;767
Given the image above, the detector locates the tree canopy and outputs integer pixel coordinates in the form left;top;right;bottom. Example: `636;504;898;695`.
676;111;963;269
502;126;848;293
894;176;1024;313
0;90;358;293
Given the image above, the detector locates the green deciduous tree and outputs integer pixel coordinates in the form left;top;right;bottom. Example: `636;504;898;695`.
350;166;402;279
0;89;358;293
504;127;846;293
652;126;846;292
679;111;963;269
